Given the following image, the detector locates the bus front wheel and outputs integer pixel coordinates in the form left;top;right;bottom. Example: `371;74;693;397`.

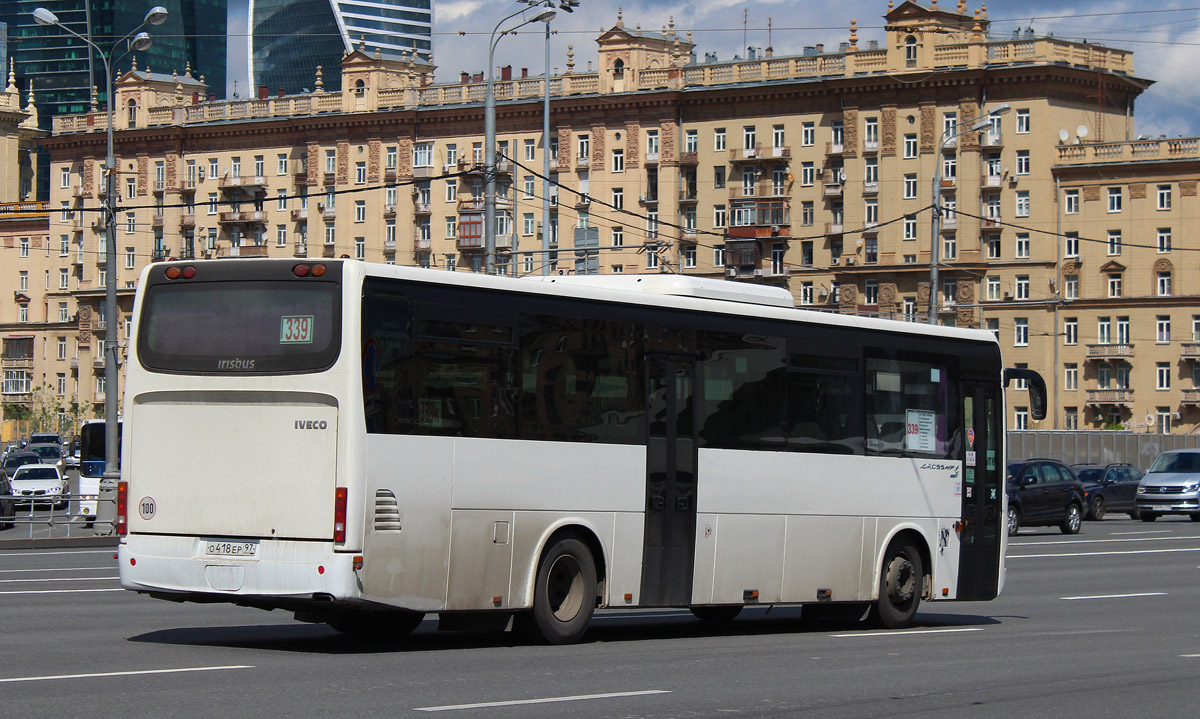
521;536;597;645
870;539;923;629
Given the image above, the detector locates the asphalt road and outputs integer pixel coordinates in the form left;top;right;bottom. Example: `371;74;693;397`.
3;517;1200;718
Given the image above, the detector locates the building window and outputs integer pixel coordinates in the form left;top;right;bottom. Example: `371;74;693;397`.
1064;363;1078;391
1064;317;1077;345
1097;317;1111;344
1016;109;1030;134
1157;363;1171;391
1108;187;1122;213
1157;184;1172;210
1065;189;1079;214
801;122;814;147
714;128;726;151
800;282;813;305
905;35;917;65
355;237;365;259
1015;275;1029;300
986;276;1000;301
1157;228;1172;253
355;200;366;223
942;234;956;260
1157;315;1171;343
1015;191;1030;217
684;245;697;269
684;130;698;153
355;162;366;184
1016;233;1030;259
863;118;877;147
611;149;624;173
801;201;813;226
772;124;785;149
903;134;917;159
903;174;916;199
1014;407;1028;430
1158;272;1172;296
1157;408;1173;434
324;150;336;174
413;142;433;168
1016;150;1030;175
1107;230;1122;256
903;216;917;240
1107;273;1122;298
1064;407;1078;430
986;236;1001;259
1014;318;1028;346
713;205;726;227
1064;232;1079;258
864;280;878;305
714;244;724;267
59;268;69;290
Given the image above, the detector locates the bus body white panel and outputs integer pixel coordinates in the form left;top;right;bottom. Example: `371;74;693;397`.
451;439;645;512
127;391;338;539
119;535;359;599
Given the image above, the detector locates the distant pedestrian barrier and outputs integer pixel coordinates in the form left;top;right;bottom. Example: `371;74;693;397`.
1008;430;1200;471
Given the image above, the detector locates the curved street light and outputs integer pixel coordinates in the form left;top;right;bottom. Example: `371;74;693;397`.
927;103;1011;325
484;5;557;274
33;5;169;523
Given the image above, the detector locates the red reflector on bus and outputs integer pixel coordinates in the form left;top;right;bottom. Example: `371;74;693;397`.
333;487;348;544
165;267;181;280
311;264;327;277
318;565;325;575
293;264;309;277
182;266;196;279
130;558;136;566
116;481;128;536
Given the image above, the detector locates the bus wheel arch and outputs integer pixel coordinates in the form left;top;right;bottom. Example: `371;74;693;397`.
870;528;930;629
518;526;604;644
520;523;608;611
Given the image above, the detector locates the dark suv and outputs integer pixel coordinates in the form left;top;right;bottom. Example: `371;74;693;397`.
1006;459;1086;536
1072;463;1143;520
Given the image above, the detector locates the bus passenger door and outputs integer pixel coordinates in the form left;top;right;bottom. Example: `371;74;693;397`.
641;354;698;607
958;381;1003;600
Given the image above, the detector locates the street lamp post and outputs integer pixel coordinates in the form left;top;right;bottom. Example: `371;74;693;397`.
927;103;1010;325
484;5;557;275
34;5;168;527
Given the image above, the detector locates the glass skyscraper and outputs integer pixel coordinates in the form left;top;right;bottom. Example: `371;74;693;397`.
248;0;432;95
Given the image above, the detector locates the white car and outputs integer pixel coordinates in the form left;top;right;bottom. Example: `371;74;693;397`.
9;464;67;509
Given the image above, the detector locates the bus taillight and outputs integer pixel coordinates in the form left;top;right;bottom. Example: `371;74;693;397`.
116;481;128;536
333;487;347;544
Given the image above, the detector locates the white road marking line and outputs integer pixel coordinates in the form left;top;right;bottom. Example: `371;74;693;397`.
414;690;671;712
0;567;117;574
1011;535;1200;547
1010;547;1200;559
0;549;115;557
0;576;119;583
1110;530;1172;536
1061;592;1166;601
0;665;253;684
0;588;124;595
1180;654;1200;658
830;628;983;638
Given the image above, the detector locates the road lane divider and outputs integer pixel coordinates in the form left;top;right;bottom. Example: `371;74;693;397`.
830;628;984;638
0;665;253;684
1060;592;1166;600
1009;547;1200;559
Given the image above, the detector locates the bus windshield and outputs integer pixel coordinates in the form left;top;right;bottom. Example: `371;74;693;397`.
137;280;341;374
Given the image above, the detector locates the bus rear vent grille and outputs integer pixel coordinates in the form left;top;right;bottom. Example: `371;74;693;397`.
373;489;402;531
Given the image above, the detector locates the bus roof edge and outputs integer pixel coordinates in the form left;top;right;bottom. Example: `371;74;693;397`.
527;275;795;308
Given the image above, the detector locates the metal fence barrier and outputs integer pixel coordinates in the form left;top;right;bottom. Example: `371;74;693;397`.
1008;430;1200;471
0;492;117;540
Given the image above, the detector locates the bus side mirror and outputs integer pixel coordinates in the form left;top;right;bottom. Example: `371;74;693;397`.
1003;368;1047;421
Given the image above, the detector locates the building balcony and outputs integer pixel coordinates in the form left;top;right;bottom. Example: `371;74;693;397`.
293;241;308;257
862;180;879;194
678;151;698;165
981;216;1001;229
413;202;431;215
679;188;699;203
71;215;87;230
323;171;337;186
219;175;266;191
640;192;659;205
575;155;590;170
729;146;764;163
0;357;34;371
183;177;199;190
1086;344;1134;361
384;166;397;181
981;133;1004;147
293;168;309;186
153;179;166;193
495;234;513;249
412;165;435;179
71;183;86;198
940;177;957;190
1182;343;1200;360
179;214;195;229
415;236;432;251
575;194;591;209
457;236;484;250
862;140;879;153
383;203;396;218
1086;388;1134;406
218;210;268;225
231;244;269;258
291;208;308;221
983;174;1004;187
644;151;659;165
941;215;957;230
384;238;396;252
319;205;335;220
826;141;844;156
822;180;843;198
942;136;958;151
826;221;844;235
457;198;484;213
151;215;164;228
1182;389;1200;406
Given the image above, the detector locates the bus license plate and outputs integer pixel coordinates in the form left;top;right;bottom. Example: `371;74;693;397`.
205;540;258;558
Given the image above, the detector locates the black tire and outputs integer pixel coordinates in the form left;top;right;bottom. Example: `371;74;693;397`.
1060;503;1082;534
1190;514;1200;522
327;610;425;638
1140;513;1158;522
1129;509;1141;520
1088;495;1105;521
1007;505;1021;537
521;536;597;645
870;539;923;629
690;605;743;623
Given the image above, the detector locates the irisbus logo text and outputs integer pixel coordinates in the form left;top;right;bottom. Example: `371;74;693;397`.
295;420;329;430
216;358;256;370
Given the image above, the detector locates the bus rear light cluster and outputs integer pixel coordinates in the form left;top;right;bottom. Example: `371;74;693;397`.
333;487;348;544
116;481;128;536
293;263;327;277
164;266;196;280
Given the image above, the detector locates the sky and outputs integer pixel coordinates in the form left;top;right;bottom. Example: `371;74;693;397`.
225;1;1200;138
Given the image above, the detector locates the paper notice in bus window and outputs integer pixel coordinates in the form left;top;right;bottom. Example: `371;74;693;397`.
279;315;314;344
905;409;936;452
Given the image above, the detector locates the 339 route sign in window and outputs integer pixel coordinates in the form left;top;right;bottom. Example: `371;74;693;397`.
280;315;314;344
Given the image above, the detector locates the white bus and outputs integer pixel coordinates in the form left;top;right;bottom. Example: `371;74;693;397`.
118;259;1044;644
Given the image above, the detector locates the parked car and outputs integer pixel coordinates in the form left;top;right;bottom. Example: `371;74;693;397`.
0;472;14;530
26;443;65;473
8;464;67;509
1;451;42;479
1072;463;1143;520
1136;449;1200;522
1006;459;1086;536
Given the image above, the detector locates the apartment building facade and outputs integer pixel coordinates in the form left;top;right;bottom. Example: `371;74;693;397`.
16;1;1198;433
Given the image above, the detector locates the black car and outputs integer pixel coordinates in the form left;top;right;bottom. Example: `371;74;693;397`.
1006;459;1086;536
1;451;41;479
0;472;13;530
1072;463;1143;520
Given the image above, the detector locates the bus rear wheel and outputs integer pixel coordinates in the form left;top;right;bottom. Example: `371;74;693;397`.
327;610;425;639
521;536;596;645
870;539;923;629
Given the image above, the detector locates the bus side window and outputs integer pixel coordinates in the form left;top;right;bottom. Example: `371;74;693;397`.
865;355;956;459
696;332;786;451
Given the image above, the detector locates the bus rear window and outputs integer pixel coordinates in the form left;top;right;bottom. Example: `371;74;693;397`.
138;281;341;374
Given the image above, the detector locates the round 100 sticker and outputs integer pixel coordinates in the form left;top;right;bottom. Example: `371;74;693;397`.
138;496;156;520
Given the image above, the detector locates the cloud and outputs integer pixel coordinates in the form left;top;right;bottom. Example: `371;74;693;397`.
437;1;484;24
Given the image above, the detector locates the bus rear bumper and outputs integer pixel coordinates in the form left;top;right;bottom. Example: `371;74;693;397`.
118;534;361;610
